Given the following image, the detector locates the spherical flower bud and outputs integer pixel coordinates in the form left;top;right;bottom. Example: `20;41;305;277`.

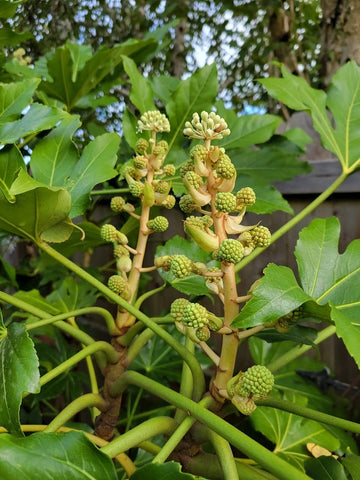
184;171;203;189
236;365;274;401
116;231;128;245
101;224;118;243
215;192;237;213
133;155;147;169
147;216;169;232
251;226;271;247
196;326;211;342
135;138;149;153
117;256;132;273
129;181;145;197
216;239;244;263
153;180;170;194
110;196;126;212
182;303;209;328
274;317;291;333
108;275;128;294
216;155;236;179
156;140;169;152
138;111;170;132
236;187;256;207
170;298;191;321
162;195;176;209
170;255;193;278
190;144;208;162
180;161;195;177
179;194;196;214
113;245;130;258
163;164;176;176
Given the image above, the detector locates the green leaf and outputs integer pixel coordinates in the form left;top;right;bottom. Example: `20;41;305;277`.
66;133;120;217
166;64;218;164
0;169;73;243
14;290;60;316
0;144;25;202
0;27;32;47
0;78;39;121
0;311;40;435
0;103;65;144
260;62;360;172
0;431;117;479
123;56;155;113
65;41;93;82
305;457;348;480
46;277;98;312
30;114;81;186
221;114;281;150
0;0;25;18
156;235;215;297
130;461;206;480
55;221;104;257
342;453;360;480
39;39;157;111
295;217;360;367
151;75;181;104
251;393;340;471
232;264;310;328
255;325;317;345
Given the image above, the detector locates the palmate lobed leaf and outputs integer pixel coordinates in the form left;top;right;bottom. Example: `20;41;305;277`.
0;311;40;436
260;62;360;173
130;461;206;480
0;431;117;479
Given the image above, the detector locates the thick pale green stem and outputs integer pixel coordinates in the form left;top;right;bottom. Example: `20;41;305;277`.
174;337;195;424
206;428;239;480
235;173;349;272
90;188;130;195
101;416;177;458
118;315;173;346
126;328;156;366
154;396;214;464
44;394;107;433
258;396;360;433
268;325;336;372
36;242;206;400
39;341;118;387
27;307;118;335
109;371;311;480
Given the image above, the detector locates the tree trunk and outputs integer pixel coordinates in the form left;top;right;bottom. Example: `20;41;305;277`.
319;0;360;86
170;0;188;78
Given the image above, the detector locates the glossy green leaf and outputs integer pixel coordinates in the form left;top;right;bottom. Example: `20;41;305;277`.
166;64;218;164
0;170;73;243
0;0;25;18
40;39;156;111
31;114;81;186
123;55;155;113
0;144;25;202
14;290;60;316
0;256;17;289
66;41;93;82
0;103;65;144
341;453;360;480
156;235;215;297
0;311;40;435
221;114;281;150
46;277;98;312
255;325;317;345
0;78;39;121
260;62;360;172
55;221;104;257
305;457;348;480
232;264;310;328
130;461;206;480
151;75;181;104
0;431;117;479
295;217;360;367
251;393;340;471
66;133;120;217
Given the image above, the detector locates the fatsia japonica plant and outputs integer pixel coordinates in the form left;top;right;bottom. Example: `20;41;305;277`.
1;35;360;480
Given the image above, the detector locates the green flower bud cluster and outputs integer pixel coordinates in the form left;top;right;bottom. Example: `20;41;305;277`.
215;192;237;213
274;306;304;333
153;180;170;194
214;239;244;263
236;366;274;401
129;181;145;197
162;194;176;209
163;164;176;176
214;153;236;180
170;298;191;321
250;226;271;247
190;144;208;163
133;155;147;169
101;224;128;245
138;111;170;133
135;138;149;154
107;275;130;299
236;187;256;207
147;216;169;232
114;245;129;258
183;111;231;140
179;194;196;214
110;196;126;212
180;161;195;177
170;255;193;278
184;171;203;189
154;255;172;271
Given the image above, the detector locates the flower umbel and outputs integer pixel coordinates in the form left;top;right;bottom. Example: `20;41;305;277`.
138;111;170;133
183;111;231;140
